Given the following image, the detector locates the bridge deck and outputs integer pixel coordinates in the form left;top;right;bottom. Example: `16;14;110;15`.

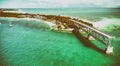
71;19;114;46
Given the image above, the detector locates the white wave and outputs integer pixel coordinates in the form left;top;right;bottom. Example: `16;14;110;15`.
92;18;120;30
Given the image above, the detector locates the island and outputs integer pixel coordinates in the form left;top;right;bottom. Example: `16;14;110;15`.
0;9;93;31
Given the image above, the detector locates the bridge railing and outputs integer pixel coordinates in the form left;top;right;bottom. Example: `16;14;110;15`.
70;19;114;46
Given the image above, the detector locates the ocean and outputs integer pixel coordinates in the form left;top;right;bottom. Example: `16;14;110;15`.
0;8;120;66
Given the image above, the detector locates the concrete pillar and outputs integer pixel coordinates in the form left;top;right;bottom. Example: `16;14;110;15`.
105;45;113;54
79;29;83;32
87;34;93;40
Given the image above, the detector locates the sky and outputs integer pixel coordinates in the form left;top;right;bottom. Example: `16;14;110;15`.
0;0;120;8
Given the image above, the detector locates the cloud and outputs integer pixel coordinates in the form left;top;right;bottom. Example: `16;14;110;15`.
0;0;120;8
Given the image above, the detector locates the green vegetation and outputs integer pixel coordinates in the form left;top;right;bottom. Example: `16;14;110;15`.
0;11;93;30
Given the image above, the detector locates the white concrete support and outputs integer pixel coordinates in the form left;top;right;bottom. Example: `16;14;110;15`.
87;34;93;40
105;45;113;54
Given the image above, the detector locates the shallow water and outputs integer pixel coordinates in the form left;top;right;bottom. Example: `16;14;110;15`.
0;8;120;66
0;17;119;66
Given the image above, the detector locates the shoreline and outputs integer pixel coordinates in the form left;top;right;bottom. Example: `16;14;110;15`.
0;17;74;32
0;10;93;32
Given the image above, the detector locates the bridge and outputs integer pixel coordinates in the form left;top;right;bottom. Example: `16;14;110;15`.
70;19;114;54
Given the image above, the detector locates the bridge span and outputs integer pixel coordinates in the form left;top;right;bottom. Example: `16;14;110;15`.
71;19;114;54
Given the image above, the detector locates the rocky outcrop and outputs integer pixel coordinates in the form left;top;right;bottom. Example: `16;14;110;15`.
0;11;93;30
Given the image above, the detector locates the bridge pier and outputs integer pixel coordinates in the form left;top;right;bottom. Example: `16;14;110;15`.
105;45;113;54
87;34;93;40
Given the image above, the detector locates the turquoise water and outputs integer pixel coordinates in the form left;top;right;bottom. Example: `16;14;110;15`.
19;8;120;21
0;8;120;66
